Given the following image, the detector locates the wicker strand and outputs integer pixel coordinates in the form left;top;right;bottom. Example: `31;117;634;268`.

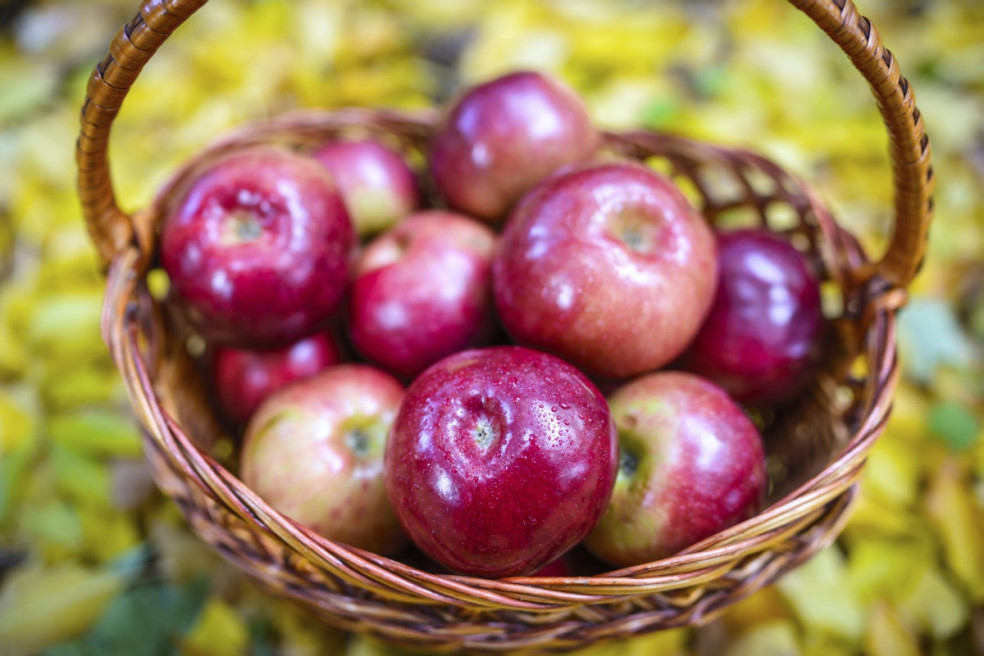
77;0;206;265
788;0;934;287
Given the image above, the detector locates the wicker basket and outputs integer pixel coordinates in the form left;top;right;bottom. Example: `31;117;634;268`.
77;0;933;651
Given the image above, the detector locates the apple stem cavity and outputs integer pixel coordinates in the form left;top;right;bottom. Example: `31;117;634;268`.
345;426;372;456
619;447;639;479
621;227;652;253
610;209;659;255
224;209;264;245
473;417;496;451
622;228;644;251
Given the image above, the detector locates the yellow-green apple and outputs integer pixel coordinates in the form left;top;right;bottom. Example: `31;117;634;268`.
240;364;406;554
385;346;617;577
584;371;766;567
492;161;717;378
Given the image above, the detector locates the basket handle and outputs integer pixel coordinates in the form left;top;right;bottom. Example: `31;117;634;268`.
77;0;933;289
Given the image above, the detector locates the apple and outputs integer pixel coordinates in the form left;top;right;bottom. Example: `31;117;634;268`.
212;331;342;425
527;555;573;578
385;346;618;578
348;211;497;379
240;364;406;555
312;139;420;237
584;371;767;567
492;161;717;379
160;145;355;347
429;70;600;222
681;228;824;407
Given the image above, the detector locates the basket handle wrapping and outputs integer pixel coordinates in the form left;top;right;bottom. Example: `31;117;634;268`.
77;0;933;289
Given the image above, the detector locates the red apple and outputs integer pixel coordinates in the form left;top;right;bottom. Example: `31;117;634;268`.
385;346;618;578
429;70;600;222
681;228;824;407
492;161;717;379
212;332;342;425
240;364;406;555
584;371;767;567
526;555;573;578
312;139;420;237
160;146;355;347
348;211;497;379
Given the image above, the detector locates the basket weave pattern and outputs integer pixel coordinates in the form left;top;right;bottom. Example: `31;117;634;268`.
79;0;933;651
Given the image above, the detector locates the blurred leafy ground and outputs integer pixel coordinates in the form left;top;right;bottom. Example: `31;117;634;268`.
0;0;982;654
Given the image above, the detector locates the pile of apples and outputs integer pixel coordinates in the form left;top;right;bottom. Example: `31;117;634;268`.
159;71;825;578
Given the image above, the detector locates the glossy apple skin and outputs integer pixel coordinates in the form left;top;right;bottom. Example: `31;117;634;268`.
584;372;767;567
493;162;717;379
312;139;420;237
160;146;355;347
682;229;824;407
349;211;497;379
385;346;618;578
212;332;342;425
240;364;406;555
429;70;600;222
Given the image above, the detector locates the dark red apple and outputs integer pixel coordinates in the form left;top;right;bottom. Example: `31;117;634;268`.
492;161;717;379
584;371;767;567
212;332;342;424
385;346;618;578
240;364;406;555
682;228;824;407
160;146;355;347
312;139;420;237
526;555;573;578
429;70;600;222
348;211;497;379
